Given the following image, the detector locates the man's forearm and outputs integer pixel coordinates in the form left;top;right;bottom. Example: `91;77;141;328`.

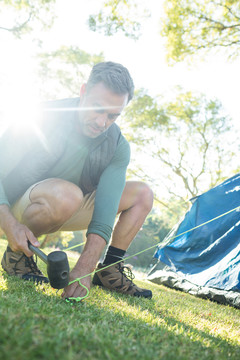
74;233;106;274
0;204;18;232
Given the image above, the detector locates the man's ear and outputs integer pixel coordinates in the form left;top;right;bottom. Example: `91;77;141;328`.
80;83;86;97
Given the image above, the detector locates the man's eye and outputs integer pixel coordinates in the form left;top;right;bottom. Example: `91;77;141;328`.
95;108;105;114
108;114;118;121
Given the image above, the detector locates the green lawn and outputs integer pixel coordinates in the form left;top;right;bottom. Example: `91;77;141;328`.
0;239;239;360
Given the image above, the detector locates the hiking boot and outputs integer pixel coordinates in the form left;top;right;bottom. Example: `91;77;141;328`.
1;246;49;284
92;262;152;298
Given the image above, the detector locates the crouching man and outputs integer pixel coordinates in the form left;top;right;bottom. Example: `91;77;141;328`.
0;62;153;300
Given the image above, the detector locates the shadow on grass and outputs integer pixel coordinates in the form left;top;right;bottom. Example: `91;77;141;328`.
0;270;239;360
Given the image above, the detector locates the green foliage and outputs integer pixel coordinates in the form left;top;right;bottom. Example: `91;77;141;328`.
0;0;56;37
124;88;239;205
88;0;150;40
87;0;240;62
0;240;240;360
161;0;240;63
125;89;173;147
60;231;85;253
37;46;105;99
124;89;169;144
38;231;86;255
156;196;190;228
39;231;75;249
126;212;171;269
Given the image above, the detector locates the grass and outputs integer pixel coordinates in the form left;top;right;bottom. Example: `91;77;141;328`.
0;239;239;360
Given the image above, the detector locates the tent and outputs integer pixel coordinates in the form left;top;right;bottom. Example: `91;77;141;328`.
148;174;240;308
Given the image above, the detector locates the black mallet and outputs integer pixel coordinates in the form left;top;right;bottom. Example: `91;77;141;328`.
28;243;70;289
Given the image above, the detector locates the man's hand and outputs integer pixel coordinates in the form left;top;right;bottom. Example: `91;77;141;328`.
61;233;106;301
61;267;92;301
5;222;40;257
0;204;40;257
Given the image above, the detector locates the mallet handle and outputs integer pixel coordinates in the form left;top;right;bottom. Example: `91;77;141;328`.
28;243;48;264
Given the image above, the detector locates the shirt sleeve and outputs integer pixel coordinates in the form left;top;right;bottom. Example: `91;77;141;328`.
0;127;31;206
86;135;130;243
0;182;10;206
0;128;15;206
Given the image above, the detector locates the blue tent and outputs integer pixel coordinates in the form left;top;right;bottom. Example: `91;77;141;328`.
148;174;240;308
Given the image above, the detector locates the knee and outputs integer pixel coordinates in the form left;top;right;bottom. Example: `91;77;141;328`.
136;182;154;213
23;180;84;234
30;179;83;227
50;181;83;220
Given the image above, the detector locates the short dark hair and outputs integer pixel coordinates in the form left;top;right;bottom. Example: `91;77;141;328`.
85;61;134;103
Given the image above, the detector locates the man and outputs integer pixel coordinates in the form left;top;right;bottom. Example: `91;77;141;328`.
0;62;153;300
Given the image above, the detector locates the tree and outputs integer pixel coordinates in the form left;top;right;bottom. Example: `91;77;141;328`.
161;0;240;63
39;230;85;253
39;231;74;249
37;46;105;99
124;88;239;216
88;0;150;40
88;0;240;62
125;211;171;269
0;0;56;38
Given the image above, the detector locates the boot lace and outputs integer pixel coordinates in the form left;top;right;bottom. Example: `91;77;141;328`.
117;262;135;286
13;254;42;275
25;255;42;275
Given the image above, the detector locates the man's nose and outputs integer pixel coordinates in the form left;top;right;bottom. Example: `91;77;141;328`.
95;113;108;128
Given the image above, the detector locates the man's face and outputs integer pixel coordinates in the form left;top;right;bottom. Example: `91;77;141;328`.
78;82;128;138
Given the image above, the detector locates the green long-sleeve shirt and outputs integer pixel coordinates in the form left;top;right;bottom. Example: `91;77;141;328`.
0;119;130;243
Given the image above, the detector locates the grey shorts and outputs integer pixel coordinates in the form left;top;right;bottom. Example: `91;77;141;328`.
11;181;96;231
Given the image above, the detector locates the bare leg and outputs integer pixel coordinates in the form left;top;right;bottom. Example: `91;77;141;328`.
21;178;84;236
110;181;153;250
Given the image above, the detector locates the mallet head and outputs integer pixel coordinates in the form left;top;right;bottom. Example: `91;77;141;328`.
47;251;70;289
28;243;70;289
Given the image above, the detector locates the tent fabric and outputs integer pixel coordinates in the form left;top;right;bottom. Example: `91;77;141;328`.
148;173;240;307
148;265;240;308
